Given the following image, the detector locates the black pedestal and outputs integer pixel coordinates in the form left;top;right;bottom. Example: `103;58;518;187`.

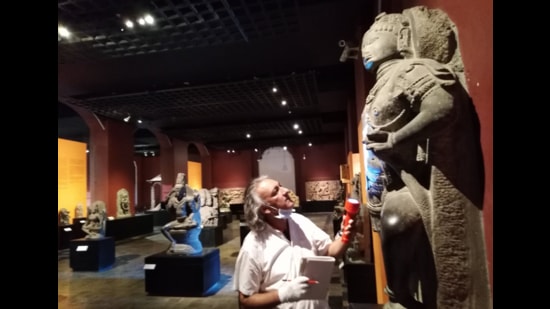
230;203;244;221
199;226;223;247
105;214;154;241
58;225;74;250
343;262;377;303
219;211;232;228
144;248;221;296
145;210;171;226
70;237;115;271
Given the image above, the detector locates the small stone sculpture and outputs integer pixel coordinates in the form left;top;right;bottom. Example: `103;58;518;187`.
161;173;202;254
199;188;218;227
82;201;107;239
59;208;71;226
116;188;131;218
75;203;84;218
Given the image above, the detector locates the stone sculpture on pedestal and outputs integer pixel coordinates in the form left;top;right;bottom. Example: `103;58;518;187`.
59;208;71;226
361;6;491;309
161;173;202;254
82;201;107;239
116;188;131;218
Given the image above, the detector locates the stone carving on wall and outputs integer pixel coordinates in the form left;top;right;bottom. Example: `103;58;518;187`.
218;187;245;204
82;200;107;239
217;189;231;213
161;173;202;254
361;6;491;308
116;188;131;218
59;208;71;226
304;180;342;201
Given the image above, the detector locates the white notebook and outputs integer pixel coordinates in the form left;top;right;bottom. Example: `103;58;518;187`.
299;256;336;300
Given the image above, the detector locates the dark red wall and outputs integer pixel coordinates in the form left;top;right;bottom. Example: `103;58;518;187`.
297;143;346;181
211;149;255;188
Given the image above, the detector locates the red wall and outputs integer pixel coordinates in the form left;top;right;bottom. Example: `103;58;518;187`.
210;149;255;188
297;143;346;181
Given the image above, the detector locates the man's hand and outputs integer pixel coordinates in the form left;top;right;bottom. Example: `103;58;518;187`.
278;276;310;303
340;218;356;240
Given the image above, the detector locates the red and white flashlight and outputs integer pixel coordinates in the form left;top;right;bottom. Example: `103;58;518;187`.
341;198;360;243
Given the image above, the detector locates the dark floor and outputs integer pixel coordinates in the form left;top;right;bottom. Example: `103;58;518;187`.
58;212;383;309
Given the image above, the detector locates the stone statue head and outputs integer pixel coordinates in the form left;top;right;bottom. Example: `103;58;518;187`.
362;7;462;72
175;172;186;187
360;12;406;71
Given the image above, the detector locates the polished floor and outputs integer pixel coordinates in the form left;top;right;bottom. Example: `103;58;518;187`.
58;212;382;309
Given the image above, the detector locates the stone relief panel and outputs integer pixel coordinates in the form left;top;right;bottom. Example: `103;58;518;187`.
304;180;342;201
218;187;245;204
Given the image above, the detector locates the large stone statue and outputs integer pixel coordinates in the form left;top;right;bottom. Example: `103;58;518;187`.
82;200;107;239
361;6;491;309
116;188;131;218
161;173;202;254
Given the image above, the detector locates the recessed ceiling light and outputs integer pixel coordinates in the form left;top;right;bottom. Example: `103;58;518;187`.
144;14;155;25
58;26;71;38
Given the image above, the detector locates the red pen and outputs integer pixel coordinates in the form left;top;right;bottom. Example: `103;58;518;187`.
283;279;319;284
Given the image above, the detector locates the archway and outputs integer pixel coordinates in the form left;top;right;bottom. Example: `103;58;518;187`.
258;146;296;192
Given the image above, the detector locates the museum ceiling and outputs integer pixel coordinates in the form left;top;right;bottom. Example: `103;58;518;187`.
58;0;372;153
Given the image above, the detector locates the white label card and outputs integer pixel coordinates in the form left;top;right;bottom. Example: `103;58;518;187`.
76;245;88;252
64;227;72;232
143;264;156;270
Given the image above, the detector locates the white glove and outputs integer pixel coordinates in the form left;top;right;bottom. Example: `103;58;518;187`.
278;276;309;303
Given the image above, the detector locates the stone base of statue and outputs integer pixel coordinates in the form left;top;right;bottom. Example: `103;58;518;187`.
69;237;115;271
144;248;221;296
169;243;197;254
199;225;223;247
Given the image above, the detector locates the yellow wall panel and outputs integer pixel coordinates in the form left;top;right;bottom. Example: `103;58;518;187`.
187;161;202;189
58;138;87;219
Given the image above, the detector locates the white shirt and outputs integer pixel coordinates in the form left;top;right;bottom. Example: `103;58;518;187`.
233;213;333;309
